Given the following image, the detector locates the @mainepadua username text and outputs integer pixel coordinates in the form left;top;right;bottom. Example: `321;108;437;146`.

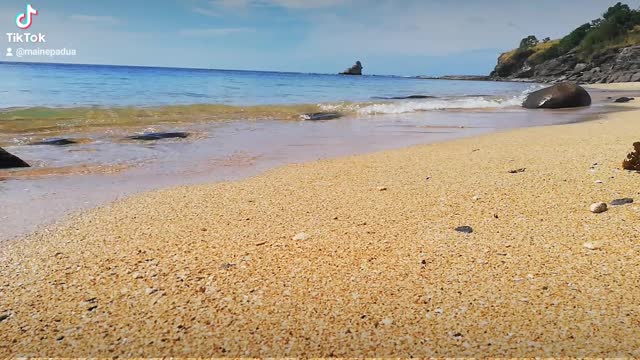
6;47;77;58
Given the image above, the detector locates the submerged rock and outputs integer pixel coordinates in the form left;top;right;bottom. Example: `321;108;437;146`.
622;142;640;171
127;132;189;141
301;112;343;121
372;95;436;100
614;96;635;103
0;147;30;169
30;138;77;146
523;83;591;109
340;61;363;76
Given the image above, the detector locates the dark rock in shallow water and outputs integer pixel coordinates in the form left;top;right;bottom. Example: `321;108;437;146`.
340;61;363;76
0;147;29;169
127;132;189;141
614;97;635;103
301;112;343;121
611;198;634;206
523;83;591;109
372;95;436;100
30;138;77;146
455;226;473;234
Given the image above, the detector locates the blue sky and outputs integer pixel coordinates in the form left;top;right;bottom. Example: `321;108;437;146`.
2;0;640;75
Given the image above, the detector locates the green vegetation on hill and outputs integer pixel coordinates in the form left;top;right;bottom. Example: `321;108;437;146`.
503;2;640;65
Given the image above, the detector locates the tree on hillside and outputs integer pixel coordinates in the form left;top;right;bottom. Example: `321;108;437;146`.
580;2;640;54
519;35;539;49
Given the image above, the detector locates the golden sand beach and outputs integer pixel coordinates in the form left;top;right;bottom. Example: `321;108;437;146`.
1;94;639;357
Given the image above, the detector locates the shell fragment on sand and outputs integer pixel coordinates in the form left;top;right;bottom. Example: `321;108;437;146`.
583;242;602;250
293;232;310;241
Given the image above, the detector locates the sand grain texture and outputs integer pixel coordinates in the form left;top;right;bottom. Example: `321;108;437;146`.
1;105;640;357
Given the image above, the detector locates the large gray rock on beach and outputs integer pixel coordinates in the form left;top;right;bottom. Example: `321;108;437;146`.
0;147;30;169
522;82;591;109
341;61;363;76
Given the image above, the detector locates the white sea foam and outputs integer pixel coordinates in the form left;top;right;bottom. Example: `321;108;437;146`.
318;86;544;115
319;96;525;115
356;96;525;114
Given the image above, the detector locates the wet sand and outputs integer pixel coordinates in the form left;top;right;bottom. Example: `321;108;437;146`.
1;97;640;356
0;104;614;242
586;82;640;91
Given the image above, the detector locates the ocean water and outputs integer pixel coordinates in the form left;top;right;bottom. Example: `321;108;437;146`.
0;61;541;137
0;61;533;109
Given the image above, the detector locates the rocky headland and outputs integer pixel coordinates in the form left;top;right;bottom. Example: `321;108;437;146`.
490;3;640;84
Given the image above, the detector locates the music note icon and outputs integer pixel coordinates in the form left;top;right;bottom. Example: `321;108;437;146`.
16;4;38;30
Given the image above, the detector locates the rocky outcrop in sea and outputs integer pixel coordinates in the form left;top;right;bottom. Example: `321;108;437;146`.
340;61;363;76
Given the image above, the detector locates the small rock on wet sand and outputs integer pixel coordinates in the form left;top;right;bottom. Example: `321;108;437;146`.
455;226;473;234
590;202;608;214
614;97;635;103
611;198;634;206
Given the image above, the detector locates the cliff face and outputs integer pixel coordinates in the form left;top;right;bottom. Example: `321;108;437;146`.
491;45;640;83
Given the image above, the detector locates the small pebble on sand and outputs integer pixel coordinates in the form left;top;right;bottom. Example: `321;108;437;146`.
378;187;388;191
293;232;310;241
590;203;608;214
583;242;602;250
595;180;603;184
455;226;474;234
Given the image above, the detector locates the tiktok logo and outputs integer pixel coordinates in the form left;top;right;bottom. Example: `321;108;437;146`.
16;4;38;30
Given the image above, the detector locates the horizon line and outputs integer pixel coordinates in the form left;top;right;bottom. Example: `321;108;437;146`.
0;60;429;78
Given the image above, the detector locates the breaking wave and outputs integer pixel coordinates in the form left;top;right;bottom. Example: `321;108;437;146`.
0;89;537;135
